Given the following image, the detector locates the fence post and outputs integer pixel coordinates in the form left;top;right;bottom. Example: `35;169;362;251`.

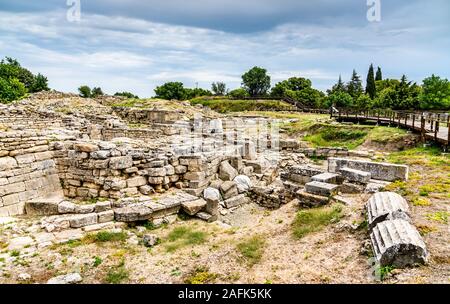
412;114;416;129
421;115;425;143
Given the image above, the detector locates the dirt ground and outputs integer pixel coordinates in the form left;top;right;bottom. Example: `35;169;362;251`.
1;190;447;284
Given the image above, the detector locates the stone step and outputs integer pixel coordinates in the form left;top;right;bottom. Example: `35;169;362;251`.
370;219;428;268
311;173;344;185
294;190;329;208
305;181;339;196
339;167;371;184
366;192;410;230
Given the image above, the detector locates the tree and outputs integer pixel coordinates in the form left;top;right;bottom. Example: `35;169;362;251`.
241;66;271;97
366;64;376;100
78;85;92;98
346;70;363;100
154;82;186;100
375;67;382;81
0;57;35;90
325;91;353;108
228;88;249;99
91;87;104;98
114;92;139;99
211;82;227;96
327;75;346;95
0;77;27;103
271;77;312;97
419;74;450;110
32;73;49;92
356;94;372;110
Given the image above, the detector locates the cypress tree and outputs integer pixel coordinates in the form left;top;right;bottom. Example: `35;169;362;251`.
366;64;376;99
375;67;382;81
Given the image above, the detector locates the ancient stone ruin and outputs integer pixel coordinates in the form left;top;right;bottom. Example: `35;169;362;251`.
0;92;428;277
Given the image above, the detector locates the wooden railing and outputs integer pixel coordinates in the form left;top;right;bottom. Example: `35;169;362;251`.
331;108;450;145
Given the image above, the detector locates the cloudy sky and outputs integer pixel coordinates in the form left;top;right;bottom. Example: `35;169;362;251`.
0;0;449;97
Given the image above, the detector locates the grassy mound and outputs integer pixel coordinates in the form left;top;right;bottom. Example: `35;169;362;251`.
190;97;294;113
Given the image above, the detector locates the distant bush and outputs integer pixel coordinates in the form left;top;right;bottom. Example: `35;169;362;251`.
228;88;249;99
114;91;139;99
91;87;104;98
78;85;92;98
211;82;227;96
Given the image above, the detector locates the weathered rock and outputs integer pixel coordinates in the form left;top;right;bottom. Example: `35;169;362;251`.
109;156;133;170
114;205;152;222
127;176;147;188
339;182;365;194
0;157;17;171
219;161;238;181
220;181;239;199
196;211;217;222
203;187;221;201
74;205;95;214
370;219;428;267
366;192;410;230
339;167;371;184
328;158;409;182
139;185;155;195
295;190;329;207
311;173;344;185
224;194;248;208
58;201;76;214
233;175;252;193
305;181;339;196
282;165;325;185
181;198;206;216
97;210;115;223
7;236;34;250
73;143;99;153
143;234;159;247
94;201;111;212
69;213;98;228
47;273;82;284
25;197;63;216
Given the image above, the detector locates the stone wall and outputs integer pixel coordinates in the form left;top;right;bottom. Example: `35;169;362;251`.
113;107;184;124
0;131;62;216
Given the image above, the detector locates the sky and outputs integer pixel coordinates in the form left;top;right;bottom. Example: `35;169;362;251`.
0;0;449;97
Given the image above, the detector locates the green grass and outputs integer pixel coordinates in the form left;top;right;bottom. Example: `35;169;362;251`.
93;256;103;267
304;125;368;149
366;126;409;143
84;231;128;244
387;146;450;167
236;235;266;266
426;211;449;224
292;205;344;239
164;226;207;252
190;97;294;113
378;265;395;281
184;266;218;284
105;259;129;284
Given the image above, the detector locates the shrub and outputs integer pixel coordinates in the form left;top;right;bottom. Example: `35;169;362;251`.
0;77;27;103
78;85;91;98
228;88;249;99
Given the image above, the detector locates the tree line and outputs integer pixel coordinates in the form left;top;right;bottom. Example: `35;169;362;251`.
154;66;450;111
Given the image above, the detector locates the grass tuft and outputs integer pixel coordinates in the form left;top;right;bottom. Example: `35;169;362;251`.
164;226;207;252
292;205;344;239
236;235;266;266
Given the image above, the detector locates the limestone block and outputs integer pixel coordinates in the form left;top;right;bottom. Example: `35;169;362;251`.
224;194;248;208
73;143;99;153
127;176;147;188
0;157;17;171
109;156;133;170
182;198;207;216
233;175;252;193
339;167;371;184
97;210;115;223
69;213;98;228
219;161;238;181
305;181;339;196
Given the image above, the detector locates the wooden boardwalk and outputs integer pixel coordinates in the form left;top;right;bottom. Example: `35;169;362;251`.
331;109;450;147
